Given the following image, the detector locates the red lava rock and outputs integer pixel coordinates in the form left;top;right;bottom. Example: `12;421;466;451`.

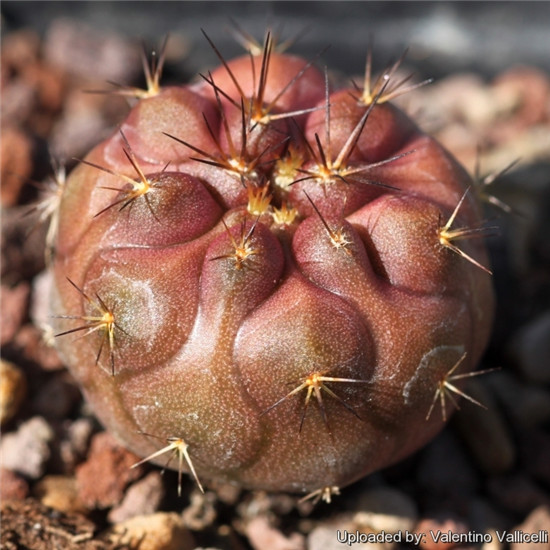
1;30;40;125
0;282;30;346
1;28;41;69
0;467;30;500
492;67;550;132
415;516;470;550
44;18;140;83
25;61;66;113
0;126;33;207
75;431;144;510
1;206;47;284
12;324;64;371
4;50;67;138
0;77;36;127
25;68;67;138
2;28;67;137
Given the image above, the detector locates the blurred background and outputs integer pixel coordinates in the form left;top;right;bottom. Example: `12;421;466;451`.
3;1;550;79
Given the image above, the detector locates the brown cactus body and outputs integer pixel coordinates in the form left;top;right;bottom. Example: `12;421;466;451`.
51;35;494;495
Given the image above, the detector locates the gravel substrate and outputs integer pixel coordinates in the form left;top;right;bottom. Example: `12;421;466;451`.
1;11;550;550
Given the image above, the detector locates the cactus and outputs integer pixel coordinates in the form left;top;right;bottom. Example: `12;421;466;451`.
50;31;495;497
